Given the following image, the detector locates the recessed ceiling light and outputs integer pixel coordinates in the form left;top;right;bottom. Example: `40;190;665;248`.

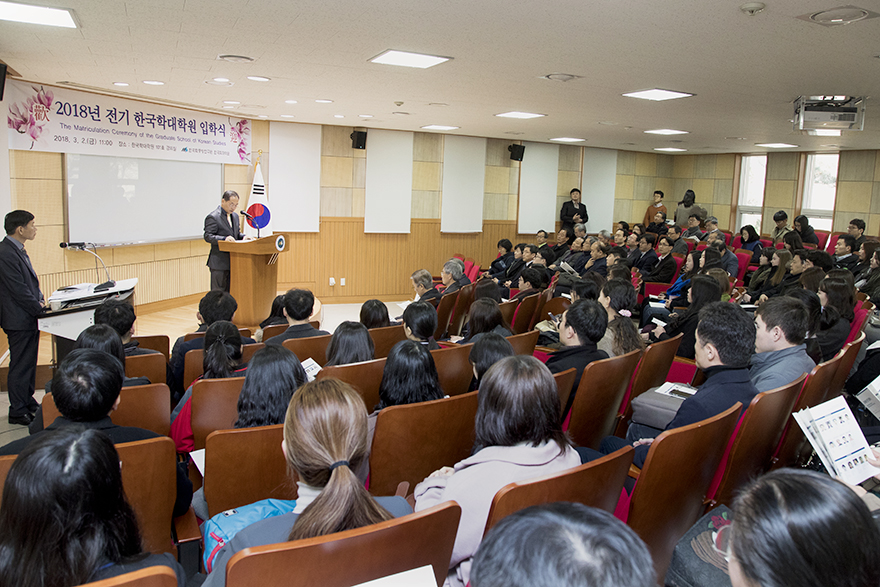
428;102;448;107
142;80;164;86
258;115;268;119
598;121;618;126
623;89;694;101
541;73;582;82
284;100;297;104
316;99;333;104
550;137;585;142
247;76;270;82
213;77;230;83
819;144;840;148
222;106;236;109
0;0;76;27
755;143;798;148
645;129;689;135
334;114;345;118
807;129;842;136
421;125;460;131
495;111;546;119
222;100;240;105
799;6;878;26
654;147;688;152
217;54;254;63
392;111;411;116
113;82;129;87
370;49;450;69
725;136;747;140
205;80;234;86
280;114;294;118
359;114;373;118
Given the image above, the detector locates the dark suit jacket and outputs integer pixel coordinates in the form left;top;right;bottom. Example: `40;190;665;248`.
488;252;514;278
633;249;659;274
546;342;608;415
560;201;589;235
644;254;676;283
0;236;43;331
204;206;243;270
442;281;461;295
582;256;607;278
419;288;442;303
836;254;859;273
265;323;331;346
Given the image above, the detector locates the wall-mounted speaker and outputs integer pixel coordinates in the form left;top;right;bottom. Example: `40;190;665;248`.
351;130;367;150
0;63;7;102
508;144;524;161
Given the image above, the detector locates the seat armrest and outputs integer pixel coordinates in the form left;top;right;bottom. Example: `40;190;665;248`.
628;464;641;480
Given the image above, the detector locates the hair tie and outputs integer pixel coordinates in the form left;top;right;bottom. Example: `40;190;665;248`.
619;309;632;318
329;460;350;472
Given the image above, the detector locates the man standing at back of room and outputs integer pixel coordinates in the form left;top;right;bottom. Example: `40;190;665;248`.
0;210;43;426
204;190;246;292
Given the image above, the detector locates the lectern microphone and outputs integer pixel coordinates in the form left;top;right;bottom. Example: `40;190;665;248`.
59;242;87;249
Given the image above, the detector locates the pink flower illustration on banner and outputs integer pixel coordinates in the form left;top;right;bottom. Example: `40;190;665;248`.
228;118;251;163
7;85;54;149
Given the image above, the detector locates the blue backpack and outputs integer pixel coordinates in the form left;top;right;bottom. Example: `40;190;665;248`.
202;498;297;573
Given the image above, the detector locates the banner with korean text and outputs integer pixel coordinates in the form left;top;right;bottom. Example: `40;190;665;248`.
6;80;251;165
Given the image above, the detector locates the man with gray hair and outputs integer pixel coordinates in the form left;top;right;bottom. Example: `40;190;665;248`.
451;257;471;287
411;269;441;303
441;259;465;294
700;216;723;242
597;230;611;245
573;223;587;242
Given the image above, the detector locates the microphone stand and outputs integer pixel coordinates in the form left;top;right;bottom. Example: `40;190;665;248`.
241;211;260;239
75;244;116;291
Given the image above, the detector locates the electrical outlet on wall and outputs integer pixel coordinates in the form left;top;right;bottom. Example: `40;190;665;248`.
329;277;336;286
341;278;346;286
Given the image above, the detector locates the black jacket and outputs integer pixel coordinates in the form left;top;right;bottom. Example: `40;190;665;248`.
203;206;243;271
644;254;677;284
0;236;43;330
560;201;588;235
546;341;609;414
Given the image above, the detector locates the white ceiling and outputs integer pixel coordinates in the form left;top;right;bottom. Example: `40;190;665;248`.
2;0;880;154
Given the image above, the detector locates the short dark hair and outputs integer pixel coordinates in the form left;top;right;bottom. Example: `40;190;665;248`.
572;278;600;301
519;268;542;290
236;345;307;428
536;230;547;238
94;299;136;338
402;301;437;341
474;356;569;453
564;299;608;344
378;340;444;409
710;241;727;254
471;503;656;587
607;264;631;282
669;224;683;236
608;246;628;262
798;267;826;292
658;236;674;248
654;190;664;198
807;250;834;272
773;210;788;222
594;243;611;256
524;244;540;256
838;234;856;254
51;348;124;421
74;324;126;364
688;213;702;221
4;210;34;235
359;299;391;329
792;249;809;264
570;188;581;195
850;218;866;232
783;231;803;250
283;289;315;321
696;302;755;368
639;233;656;246
469;333;515;382
221;190;239;201
537;248;556;265
514;242;527;254
618;221;630;231
474;279;503;303
199;290;238;324
326;321;375;367
468;299;508;337
497;239;513;252
755;297;808;345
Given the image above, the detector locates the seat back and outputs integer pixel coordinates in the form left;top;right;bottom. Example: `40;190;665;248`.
369;391;479;496
183;343;263;389
317;357;387;411
734;251;751;283
499;299;518;326
825;232;843;255
204;424;296;518
484;446;634;536
449;283;475;337
430;343;476;397
369;324;407;359
505;330;540;355
830;332;865;398
615;334;683;436
433;291;459;340
125;352;167;385
184;327;252;342
281;333;333;366
130;335;170;361
847;311;869;345
552;368;577;418
541;297;570;322
708;376;805;507
567;349;643;450
731;234;743;249
261;324;288;341
511;293;540;334
225;502;461;587
191;377;246;451
116;437;177;554
814;230;830;250
42;384;172;437
626;403;741;580
82;565;179;587
528;287;553;331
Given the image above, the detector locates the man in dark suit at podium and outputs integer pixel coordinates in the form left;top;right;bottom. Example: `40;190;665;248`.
0;210;44;425
204;190;244;292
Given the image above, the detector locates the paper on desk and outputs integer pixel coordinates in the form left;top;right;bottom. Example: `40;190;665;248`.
652;317;667;328
649;301;666;309
301;358;321;382
353;566;436;587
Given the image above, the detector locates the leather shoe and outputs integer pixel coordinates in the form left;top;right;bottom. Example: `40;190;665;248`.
8;413;34;426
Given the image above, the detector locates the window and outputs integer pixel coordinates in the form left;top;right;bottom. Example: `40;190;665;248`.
801;153;839;232
737;155;767;233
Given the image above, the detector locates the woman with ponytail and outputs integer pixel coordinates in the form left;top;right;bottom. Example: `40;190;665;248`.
597;278;645;357
202;378;412;587
170;321;247;452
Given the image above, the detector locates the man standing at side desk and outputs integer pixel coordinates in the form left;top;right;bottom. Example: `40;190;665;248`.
204;190;251;292
0;210;44;425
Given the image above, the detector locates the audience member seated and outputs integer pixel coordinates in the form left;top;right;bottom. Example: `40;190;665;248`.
265;288;329;345
410;269;442;304
700;216;723;243
835;234;859;272
712;240;739;278
746;248;776;293
770;210;792;245
850;217;868;251
512;268;543;303
816;277;854;362
414;356;580;587
325;321;375;367
598;278;644;358
606;246;628;270
171;321;248;453
786;289;824;364
782;229;804;252
642;235;677;283
253;294;287;342
170;291;255;396
742;250;793;305
859;248;880;299
359;298;393;329
728;469;880;587
640;250;701;328
613;228;628;248
0;429;187;587
582;241;610;278
798;266;825;293
853;240;880;282
632;234;658;275
0;349;193;516
402;300;440;349
548;229;569;256
202;378;413;587
738;224;764;262
646;210;669;236
486;239;515;279
452;257;471;287
706;267;733;302
549;236;585;272
546;299;609;414
646;274;722;360
806;249;834;272
441;259;466;295
95;299;159;357
793;214;820;246
502;244;537;289
458;299;513;345
471;502;656;587
682;213;705;241
533;248;554;287
598;302;758;468
468;333;515;391
749;297;816;392
473;279;503;303
493;242;526;285
668;224;689;256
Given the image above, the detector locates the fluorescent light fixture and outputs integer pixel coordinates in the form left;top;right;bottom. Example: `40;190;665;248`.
644;128;689;135
280;114;294;118
370;49;450;69
359;114;373;118
0;0;75;27
222;100;240;105
247;76;270;82
213;77;230;83
549;137;585;142
258;115;268;118
495;111;546;119
623;89;693;101
334;114;344;118
316;99;333;104
284;99;297;104
421;125;460;131
755;143;798;148
654;147;687;152
113;82;129;87
222;106;236;109
142;80;164;86
807;129;841;136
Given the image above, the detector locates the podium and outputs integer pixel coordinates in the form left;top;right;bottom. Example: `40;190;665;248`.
219;235;289;325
